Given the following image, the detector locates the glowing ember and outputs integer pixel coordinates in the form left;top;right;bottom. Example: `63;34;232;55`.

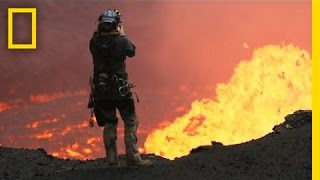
144;44;312;160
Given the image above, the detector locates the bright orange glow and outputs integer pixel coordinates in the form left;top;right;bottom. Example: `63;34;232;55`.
73;90;88;96
25;121;39;129
77;120;89;128
0;102;11;112
30;90;88;104
64;142;86;159
66;149;82;157
83;148;92;154
138;147;145;154
87;137;100;146
49;138;100;160
24;118;100;160
30;92;68;103
61;126;72;136
35;130;53;139
51;152;59;157
144;45;312;160
25;118;59;129
0;101;20;112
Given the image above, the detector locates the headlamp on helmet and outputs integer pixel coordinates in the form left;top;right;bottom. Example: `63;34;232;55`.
98;9;121;24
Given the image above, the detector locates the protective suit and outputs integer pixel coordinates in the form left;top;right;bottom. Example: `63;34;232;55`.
89;9;152;167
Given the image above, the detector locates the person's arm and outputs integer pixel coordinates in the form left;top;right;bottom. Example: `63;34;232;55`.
89;32;98;54
118;25;136;57
126;40;135;57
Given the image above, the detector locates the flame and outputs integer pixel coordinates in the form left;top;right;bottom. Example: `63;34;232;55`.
144;44;312;160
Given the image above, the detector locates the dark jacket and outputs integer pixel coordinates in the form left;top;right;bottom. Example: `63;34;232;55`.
89;31;135;77
89;31;136;101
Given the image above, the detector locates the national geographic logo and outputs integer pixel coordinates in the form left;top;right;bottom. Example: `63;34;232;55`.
7;8;37;50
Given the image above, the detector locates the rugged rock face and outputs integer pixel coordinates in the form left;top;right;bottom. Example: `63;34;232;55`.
0;110;312;180
273;110;311;133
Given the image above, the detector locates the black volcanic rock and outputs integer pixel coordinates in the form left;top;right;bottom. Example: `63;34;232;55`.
273;110;311;133
284;110;312;127
211;141;224;147
0;110;312;180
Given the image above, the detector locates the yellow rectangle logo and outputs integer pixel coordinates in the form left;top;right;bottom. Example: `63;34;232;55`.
8;8;37;49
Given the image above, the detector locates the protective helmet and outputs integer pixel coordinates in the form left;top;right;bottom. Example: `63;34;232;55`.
98;9;121;24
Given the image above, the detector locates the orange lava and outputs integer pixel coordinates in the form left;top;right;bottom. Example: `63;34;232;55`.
25;118;59;129
144;44;312;160
35;130;53;139
30;90;88;104
0;102;11;112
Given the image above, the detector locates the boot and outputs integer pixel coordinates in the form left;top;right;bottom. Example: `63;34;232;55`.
103;123;120;167
126;159;153;168
124;123;153;168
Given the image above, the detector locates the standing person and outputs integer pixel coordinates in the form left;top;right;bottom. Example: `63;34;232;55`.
88;9;152;168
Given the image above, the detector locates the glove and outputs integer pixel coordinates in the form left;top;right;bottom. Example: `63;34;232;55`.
117;25;126;36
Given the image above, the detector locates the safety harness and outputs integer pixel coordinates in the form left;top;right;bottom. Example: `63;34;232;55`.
87;73;139;127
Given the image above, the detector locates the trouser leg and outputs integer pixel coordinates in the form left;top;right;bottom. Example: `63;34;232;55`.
94;100;120;166
103;123;120;165
117;98;152;167
117;99;141;162
124;118;141;162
